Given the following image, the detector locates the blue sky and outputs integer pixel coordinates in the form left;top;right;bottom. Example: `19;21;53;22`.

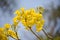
17;0;59;9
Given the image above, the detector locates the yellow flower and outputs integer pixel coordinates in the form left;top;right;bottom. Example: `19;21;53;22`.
13;11;21;27
21;13;26;19
41;19;45;25
38;6;44;13
30;8;35;13
4;24;11;29
8;30;17;39
36;25;43;32
25;10;30;15
13;16;17;22
14;10;20;16
16;16;20;20
20;8;24;12
27;19;35;27
13;16;20;22
0;28;5;34
0;28;8;40
36;13;43;18
21;20;27;27
13;22;18;27
36;21;43;32
31;13;36;17
0;33;8;40
14;8;45;32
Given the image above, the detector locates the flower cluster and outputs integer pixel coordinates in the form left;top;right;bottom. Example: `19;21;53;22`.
0;7;45;40
14;8;45;32
0;28;8;40
0;23;18;40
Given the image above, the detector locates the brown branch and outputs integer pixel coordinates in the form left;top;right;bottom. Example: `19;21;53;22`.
29;27;42;40
42;28;53;40
15;32;21;40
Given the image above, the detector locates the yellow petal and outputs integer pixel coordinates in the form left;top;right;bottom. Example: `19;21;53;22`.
8;30;17;39
4;24;11;29
0;33;8;40
20;8;24;12
41;19;45;25
14;10;20;16
36;22;43;32
36;26;43;32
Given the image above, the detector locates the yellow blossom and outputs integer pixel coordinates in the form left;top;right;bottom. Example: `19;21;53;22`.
14;8;45;32
40;19;45;25
21;19;27;27
14;10;20;16
8;30;17;39
27;19;35;27
36;21;43;32
36;25;43;32
0;33;8;40
0;28;5;34
36;13;43;18
25;10;30;15
13;16;20;22
0;28;8;40
13;16;20;27
4;24;11;29
38;6;44;13
13;22;18;27
30;8;35;13
20;8;24;12
13;16;17;22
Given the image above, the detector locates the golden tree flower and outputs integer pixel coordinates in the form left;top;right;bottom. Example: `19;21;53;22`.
0;28;4;32
20;8;24;12
21;19;27;27
14;10;21;16
27;19;35;27
36;13;43;19
4;24;11;29
35;18;45;32
37;6;44;13
0;33;8;40
7;30;17;39
36;21;43;32
0;7;45;40
13;16;20;27
30;8;35;13
13;16;20;22
0;28;5;35
14;8;45;32
40;19;45;25
13;22;19;27
20;8;44;31
0;28;8;40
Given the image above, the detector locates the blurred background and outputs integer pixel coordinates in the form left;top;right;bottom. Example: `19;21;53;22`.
0;0;60;40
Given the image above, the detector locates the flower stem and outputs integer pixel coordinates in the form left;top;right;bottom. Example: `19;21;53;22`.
42;28;53;40
14;26;20;40
9;35;16;40
15;32;21;40
29;27;41;40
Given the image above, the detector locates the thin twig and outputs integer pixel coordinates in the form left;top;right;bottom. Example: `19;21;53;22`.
9;35;16;39
13;25;21;40
15;32;21;40
42;28;53;40
29;27;42;40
